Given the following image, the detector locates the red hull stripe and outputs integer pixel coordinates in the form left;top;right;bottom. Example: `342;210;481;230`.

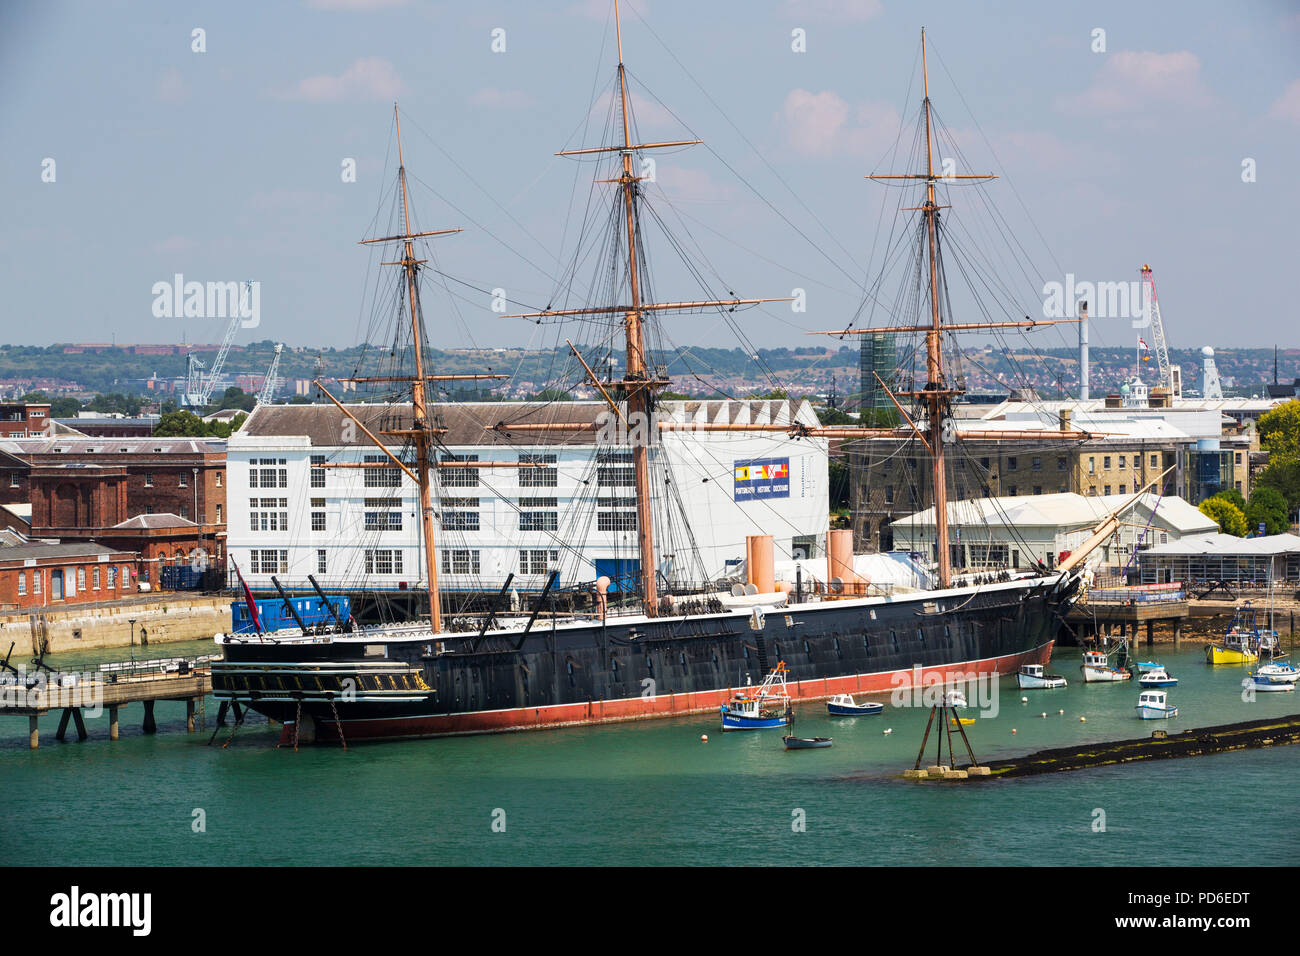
312;642;1054;741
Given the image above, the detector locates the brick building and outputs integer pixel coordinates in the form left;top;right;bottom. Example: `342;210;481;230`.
14;438;227;582
0;539;137;610
0;402;50;438
849;420;1190;552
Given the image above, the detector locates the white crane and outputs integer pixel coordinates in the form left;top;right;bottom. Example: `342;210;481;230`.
181;280;252;407
256;343;284;406
1139;265;1180;399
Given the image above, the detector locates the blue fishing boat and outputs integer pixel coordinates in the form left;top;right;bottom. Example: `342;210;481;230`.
720;663;792;731
827;693;883;717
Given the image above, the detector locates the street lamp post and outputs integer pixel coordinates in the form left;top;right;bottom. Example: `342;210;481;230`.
128;617;136;672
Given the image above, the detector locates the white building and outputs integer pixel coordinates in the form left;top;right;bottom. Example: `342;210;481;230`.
227;399;829;593
889;491;1218;572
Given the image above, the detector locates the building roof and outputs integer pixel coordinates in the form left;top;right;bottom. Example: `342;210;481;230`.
236;399;820;448
110;513;198;530
1140;532;1300;557
890;492;1219;536
0;437;224;456
0;539;126;562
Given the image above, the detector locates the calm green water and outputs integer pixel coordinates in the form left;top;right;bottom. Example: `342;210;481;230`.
3;641;1298;866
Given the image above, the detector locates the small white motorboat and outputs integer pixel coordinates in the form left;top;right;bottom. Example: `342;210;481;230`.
1135;689;1178;720
1017;664;1067;689
1081;650;1131;683
1137;666;1177;688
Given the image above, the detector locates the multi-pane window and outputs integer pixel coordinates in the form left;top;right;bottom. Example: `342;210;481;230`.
250;458;287;489
439;453;479;488
311;511;326;532
519;497;558;532
362;454;401;488
93;568;100;589
310;454;326;488
77;568;86;590
597;507;637;531
519;453;558;487
438;496;477;532
364;497;405;531
250;498;288;531
107;566;117;589
520;549;559;575
364;549;404;575
317;549;327;575
144;472;154;487
33;571;41;594
249;549;288;574
180;505;188;520
179;473;187;487
440;549;480;575
17;572;25;596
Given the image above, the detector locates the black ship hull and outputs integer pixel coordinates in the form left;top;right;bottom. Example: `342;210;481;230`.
212;572;1079;742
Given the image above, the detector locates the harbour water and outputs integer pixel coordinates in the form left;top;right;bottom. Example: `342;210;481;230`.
3;640;1298;866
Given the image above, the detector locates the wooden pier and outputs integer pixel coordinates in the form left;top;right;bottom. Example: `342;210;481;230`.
1;657;212;748
1066;599;1190;646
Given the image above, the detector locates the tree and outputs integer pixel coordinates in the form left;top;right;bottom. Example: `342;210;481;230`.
1211;488;1245;511
216;387;256;413
1255;457;1300;512
153;410;247;438
1199;497;1248;536
1258;399;1300;460
1246;485;1291;535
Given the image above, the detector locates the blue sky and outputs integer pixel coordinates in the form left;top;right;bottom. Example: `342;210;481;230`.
2;0;1298;357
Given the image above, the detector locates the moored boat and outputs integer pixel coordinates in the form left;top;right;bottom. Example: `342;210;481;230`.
1255;661;1300;684
1017;664;1067;689
1136;689;1178;720
827;694;883;716
1081;649;1132;683
783;735;833;749
1137;665;1177;688
720;663;792;731
1244;673;1296;693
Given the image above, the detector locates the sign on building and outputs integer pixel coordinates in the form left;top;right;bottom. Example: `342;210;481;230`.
734;458;790;501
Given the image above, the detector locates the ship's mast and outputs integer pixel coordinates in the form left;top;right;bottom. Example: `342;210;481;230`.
506;0;788;615
613;1;658;612
866;30;997;589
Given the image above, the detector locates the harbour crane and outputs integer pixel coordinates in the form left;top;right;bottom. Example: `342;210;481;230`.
181;280;252;407
1139;265;1180;399
256;343;284;406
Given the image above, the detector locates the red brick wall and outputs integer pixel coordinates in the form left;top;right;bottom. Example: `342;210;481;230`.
0;555;136;610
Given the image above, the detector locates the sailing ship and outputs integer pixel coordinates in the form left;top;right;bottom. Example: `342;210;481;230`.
211;9;1135;743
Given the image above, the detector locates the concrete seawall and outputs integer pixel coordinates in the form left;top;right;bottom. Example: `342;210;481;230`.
0;595;232;655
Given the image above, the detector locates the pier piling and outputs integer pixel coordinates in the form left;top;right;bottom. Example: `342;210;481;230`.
142;700;157;734
29;715;38;750
109;706;119;741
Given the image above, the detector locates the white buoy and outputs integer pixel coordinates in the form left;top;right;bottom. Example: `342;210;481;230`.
1040;712;1047;718
883;728;893;735
1079;716;1087;722
701;734;708;742
1058;709;1064;715
1021;697;1028;703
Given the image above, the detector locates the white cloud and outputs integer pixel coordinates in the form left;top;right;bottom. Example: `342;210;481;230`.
776;89;900;159
1056;50;1214;115
1267;79;1300;124
279;57;404;102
